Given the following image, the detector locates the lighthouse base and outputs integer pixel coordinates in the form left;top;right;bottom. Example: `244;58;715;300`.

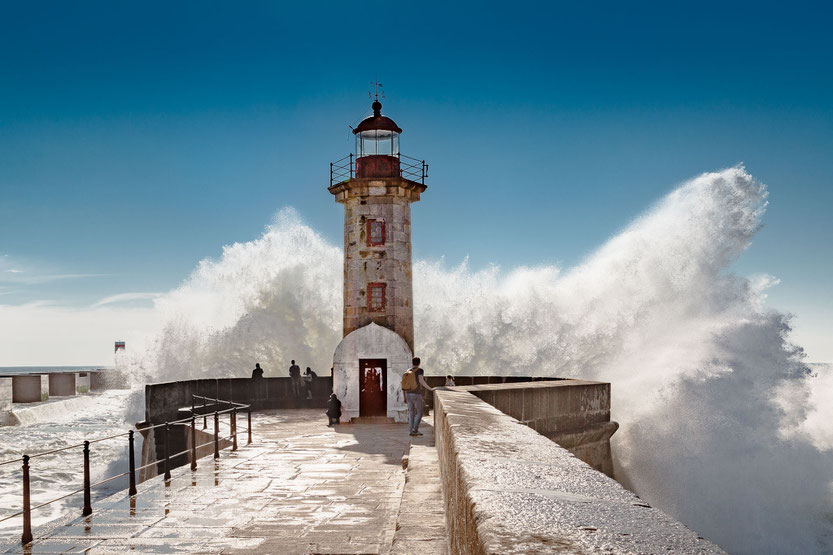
332;323;412;423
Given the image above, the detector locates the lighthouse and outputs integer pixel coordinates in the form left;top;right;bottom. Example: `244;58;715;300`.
329;97;428;422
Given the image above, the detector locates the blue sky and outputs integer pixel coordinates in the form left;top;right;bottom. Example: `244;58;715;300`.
1;1;831;364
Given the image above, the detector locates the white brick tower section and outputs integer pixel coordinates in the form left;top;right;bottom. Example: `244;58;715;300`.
328;99;427;353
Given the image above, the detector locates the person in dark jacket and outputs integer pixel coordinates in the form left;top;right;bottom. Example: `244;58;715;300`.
326;393;342;426
289;360;302;398
251;363;264;379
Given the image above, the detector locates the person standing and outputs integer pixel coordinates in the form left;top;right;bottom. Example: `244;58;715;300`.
444;375;455;387
289;360;302;398
251;363;264;379
304;367;317;399
401;357;434;437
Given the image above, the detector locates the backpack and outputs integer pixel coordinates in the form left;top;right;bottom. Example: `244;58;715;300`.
401;368;418;392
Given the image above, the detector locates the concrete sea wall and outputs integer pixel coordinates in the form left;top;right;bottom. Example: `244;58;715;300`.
462;380;618;476
433;384;724;554
8;374;49;403
47;372;78;396
143;376;334;423
0;370;126;427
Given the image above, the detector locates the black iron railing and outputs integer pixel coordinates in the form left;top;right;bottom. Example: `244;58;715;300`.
329;153;429;186
330;153;354;185
400;154;429;184
0;395;252;546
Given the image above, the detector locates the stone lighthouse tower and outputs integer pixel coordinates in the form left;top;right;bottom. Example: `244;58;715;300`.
329;98;427;422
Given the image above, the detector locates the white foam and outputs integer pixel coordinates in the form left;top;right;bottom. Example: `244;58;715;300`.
10;395;98;426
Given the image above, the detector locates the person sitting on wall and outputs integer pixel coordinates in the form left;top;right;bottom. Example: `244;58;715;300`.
444;375;455;387
251;363;264;379
289;360;302;398
326;393;342;426
304;367;317;399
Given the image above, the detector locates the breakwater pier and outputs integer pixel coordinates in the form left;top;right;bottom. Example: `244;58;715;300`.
0;370;122;427
1;377;724;554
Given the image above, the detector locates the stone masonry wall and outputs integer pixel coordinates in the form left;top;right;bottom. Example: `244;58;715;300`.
463;381;618;476
48;372;78;396
330;177;425;352
433;387;725;554
10;374;49;403
143;377;334;424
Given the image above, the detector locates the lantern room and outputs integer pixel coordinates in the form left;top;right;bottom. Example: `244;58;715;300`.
353;100;402;178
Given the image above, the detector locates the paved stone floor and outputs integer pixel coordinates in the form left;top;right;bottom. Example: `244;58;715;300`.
2;409;448;554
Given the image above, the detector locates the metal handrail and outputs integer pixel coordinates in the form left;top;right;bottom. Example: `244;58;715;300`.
191;394;249;408
399;154;428;185
0;394;253;545
330;152;428;186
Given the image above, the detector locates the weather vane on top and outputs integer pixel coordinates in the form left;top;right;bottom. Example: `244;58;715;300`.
369;81;385;101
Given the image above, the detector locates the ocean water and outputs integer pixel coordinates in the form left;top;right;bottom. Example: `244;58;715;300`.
0;389;140;543
1;166;831;552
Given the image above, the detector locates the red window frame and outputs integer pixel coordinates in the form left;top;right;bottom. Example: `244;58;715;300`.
366;219;385;246
367;282;386;311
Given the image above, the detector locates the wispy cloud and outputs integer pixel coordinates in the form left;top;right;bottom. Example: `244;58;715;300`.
0;253;107;284
2;272;107;284
93;292;163;307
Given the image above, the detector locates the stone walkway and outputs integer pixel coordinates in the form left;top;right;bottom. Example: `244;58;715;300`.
1;409;448;554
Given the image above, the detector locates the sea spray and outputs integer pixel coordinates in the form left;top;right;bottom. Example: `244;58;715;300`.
125;208;343;385
126;167;832;553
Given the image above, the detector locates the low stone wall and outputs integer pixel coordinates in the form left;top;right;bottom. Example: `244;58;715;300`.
434;386;724;554
463;381;618;476
6;374;49;403
48;372;78;396
144;376;334;423
422;376;559;411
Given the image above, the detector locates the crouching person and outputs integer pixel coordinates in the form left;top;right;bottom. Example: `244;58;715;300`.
326;393;342;426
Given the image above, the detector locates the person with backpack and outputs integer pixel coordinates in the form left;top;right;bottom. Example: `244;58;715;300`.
401;357;434;437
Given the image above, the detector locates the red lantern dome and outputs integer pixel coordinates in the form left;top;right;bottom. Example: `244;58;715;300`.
352;100;401;178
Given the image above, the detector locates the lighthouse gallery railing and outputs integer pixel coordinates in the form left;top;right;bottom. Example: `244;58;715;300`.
330;153;428;186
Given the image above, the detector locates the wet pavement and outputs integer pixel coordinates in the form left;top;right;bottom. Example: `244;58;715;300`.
1;409;448;554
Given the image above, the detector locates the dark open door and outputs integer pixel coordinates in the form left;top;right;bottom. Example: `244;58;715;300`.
359;359;387;417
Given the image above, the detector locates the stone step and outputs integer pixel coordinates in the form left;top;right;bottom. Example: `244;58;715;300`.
350;415;396;424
